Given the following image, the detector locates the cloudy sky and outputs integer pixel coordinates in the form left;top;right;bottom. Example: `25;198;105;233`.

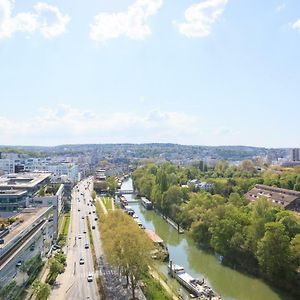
0;0;300;147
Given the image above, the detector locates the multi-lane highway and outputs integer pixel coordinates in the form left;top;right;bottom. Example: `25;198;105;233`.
49;177;102;300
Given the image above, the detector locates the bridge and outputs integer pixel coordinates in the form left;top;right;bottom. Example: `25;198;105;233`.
115;189;136;195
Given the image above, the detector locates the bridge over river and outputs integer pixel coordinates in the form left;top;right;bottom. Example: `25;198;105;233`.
115;189;136;195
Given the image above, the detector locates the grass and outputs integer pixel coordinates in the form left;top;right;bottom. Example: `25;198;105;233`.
58;212;70;236
141;272;172;300
101;197;113;210
57;212;71;247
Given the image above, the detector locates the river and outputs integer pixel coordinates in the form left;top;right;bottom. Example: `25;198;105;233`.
121;178;294;300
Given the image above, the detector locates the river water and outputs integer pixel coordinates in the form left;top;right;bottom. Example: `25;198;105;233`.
121;178;293;300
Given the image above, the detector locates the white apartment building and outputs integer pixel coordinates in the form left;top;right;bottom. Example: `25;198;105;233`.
47;163;79;183
0;159;15;174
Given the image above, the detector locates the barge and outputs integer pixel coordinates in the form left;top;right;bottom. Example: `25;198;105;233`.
168;261;221;300
119;195;128;208
141;197;153;210
145;229;169;261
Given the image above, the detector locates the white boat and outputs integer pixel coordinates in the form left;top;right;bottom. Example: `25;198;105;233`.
168;261;221;300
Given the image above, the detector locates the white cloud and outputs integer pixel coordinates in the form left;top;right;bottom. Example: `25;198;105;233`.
0;105;204;145
89;0;163;42
292;19;300;32
0;0;70;39
174;0;228;38
34;2;70;39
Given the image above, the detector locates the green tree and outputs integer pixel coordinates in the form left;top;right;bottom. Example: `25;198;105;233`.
91;190;96;200
106;177;117;195
290;234;300;267
100;210;153;299
161;186;183;215
39;186;46;197
32;280;50;300
256;222;291;279
48;257;64;274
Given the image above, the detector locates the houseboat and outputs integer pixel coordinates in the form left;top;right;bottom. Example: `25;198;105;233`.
124;205;135;216
141;197;153;210
133;216;144;229
168;261;221;300
145;229;169;261
119;195;128;208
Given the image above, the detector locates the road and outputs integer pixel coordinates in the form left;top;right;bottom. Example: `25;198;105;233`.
49;177;100;300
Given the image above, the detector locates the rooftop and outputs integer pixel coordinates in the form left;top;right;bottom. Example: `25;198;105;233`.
245;184;300;209
0;172;51;190
1;207;50;246
145;229;163;244
0;190;27;197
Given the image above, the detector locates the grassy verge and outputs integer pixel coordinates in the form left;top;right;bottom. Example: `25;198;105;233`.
95;198;104;215
57;212;71;247
86;217;106;299
101;197;112;210
141;271;172;300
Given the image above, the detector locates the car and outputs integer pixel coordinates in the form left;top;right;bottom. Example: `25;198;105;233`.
94;218;98;221
79;258;84;265
85;243;89;249
92;210;95;213
87;203;89;206
16;260;22;267
92;225;95;230
81;216;84;219
78;235;82;239
78;208;80;212
87;273;93;282
83;230;87;234
89;212;91;215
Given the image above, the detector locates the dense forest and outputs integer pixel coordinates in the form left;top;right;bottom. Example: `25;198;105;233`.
132;161;300;297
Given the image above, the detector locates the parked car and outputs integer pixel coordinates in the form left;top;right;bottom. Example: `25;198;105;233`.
85;243;89;249
79;258;84;265
92;225;95;230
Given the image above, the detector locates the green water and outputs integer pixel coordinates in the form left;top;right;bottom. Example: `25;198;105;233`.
122;178;295;300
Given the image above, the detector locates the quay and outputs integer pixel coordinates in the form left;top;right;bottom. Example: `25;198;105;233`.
161;214;184;234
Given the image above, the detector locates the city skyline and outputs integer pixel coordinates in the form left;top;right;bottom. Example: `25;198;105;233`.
1;0;300;147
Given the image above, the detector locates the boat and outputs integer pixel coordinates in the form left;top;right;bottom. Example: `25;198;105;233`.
119;195;128;208
133;217;144;229
168;261;221;300
141;197;153;210
124;205;134;216
145;229;169;261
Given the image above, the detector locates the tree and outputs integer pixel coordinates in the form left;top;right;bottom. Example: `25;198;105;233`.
38;187;45;197
239;160;256;174
161;186;183;215
256;222;291;279
106;177;117;195
32;280;50;300
48;257;64;274
91;190;96;200
100;211;153;299
246;198;280;252
290;234;300;267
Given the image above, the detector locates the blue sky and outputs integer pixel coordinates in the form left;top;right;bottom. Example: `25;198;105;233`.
0;0;300;147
